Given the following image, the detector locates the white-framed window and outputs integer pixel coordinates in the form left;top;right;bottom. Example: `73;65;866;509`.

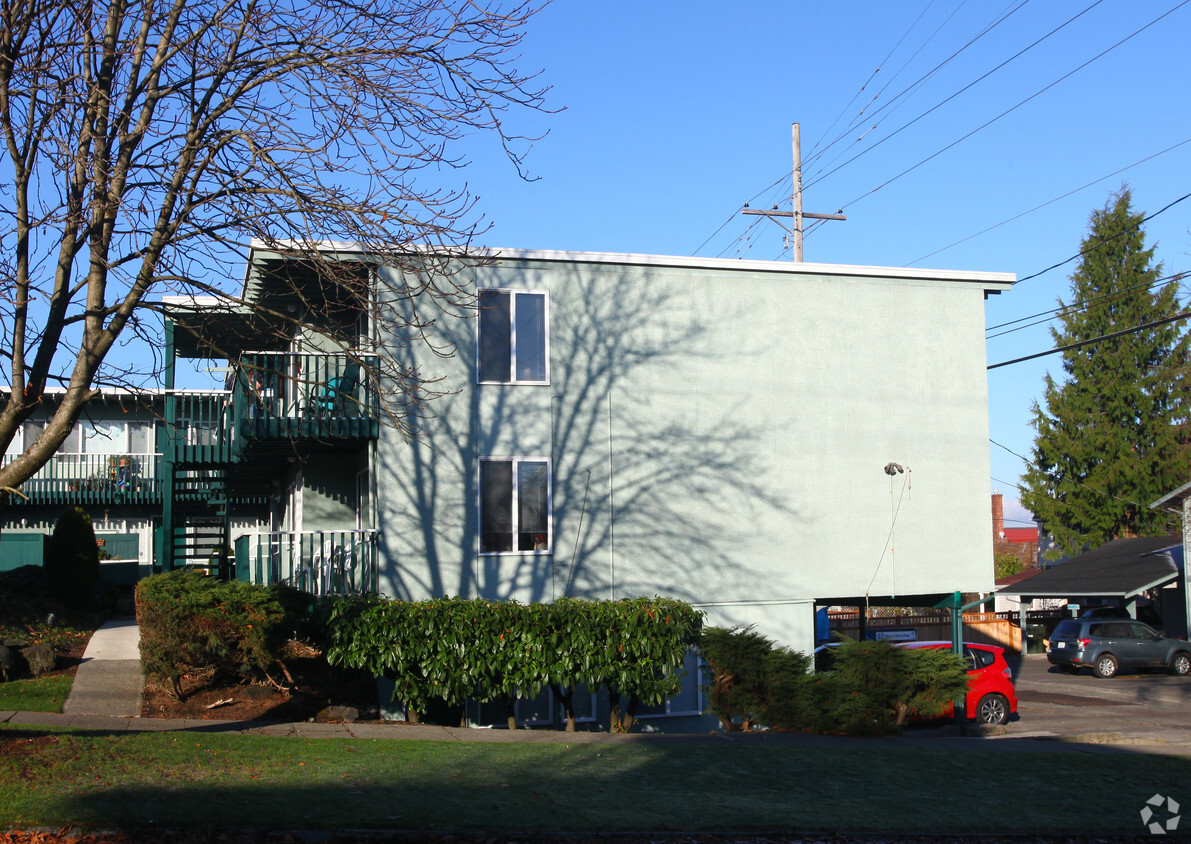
635;649;706;719
478;457;551;554
477;289;548;384
57;419;154;454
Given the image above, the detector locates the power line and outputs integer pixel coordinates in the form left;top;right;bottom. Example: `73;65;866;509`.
986;270;1189;339
835;1;1191;214
807;0;1099;194
1015;190;1191;285
809;0;1001;171
908;137;1191;268
987;309;1191;370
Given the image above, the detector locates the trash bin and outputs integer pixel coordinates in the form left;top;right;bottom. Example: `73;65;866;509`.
1025;625;1047;654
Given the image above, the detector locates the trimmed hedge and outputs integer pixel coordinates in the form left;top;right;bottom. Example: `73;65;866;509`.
325;595;702;730
135;571;306;698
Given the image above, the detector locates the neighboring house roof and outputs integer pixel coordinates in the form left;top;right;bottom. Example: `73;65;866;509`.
1152;481;1191;510
994;568;1041;589
995;536;1182;600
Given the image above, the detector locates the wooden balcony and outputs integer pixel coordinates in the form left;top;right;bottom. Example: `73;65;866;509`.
4;452;163;506
164;354;378;464
234;353;380;448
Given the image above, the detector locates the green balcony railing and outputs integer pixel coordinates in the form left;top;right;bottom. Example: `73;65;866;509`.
167;390;236;464
3;452;163;506
233;529;380;595
235;352;379;443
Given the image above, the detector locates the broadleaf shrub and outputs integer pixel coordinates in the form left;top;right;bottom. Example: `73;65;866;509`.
135;570;301;698
324;595;702;731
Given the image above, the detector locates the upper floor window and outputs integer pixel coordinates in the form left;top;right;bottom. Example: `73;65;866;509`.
477;290;548;384
61;419;154;454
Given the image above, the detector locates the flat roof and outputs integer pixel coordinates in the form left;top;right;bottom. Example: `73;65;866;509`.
247;240;1016;291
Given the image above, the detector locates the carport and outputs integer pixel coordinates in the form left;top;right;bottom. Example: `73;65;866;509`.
995;536;1186;645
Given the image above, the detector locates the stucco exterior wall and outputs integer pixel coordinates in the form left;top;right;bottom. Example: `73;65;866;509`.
373;252;1007;652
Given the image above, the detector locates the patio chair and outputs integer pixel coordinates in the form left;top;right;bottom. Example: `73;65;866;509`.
306;363;361;418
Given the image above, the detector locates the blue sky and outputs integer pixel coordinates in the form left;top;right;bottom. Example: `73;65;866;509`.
442;0;1191;529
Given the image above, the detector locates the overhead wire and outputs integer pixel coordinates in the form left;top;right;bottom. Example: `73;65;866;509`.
989;441;1162;522
1014;190;1191;285
807;0;1039;185
987;270;1190;339
809;0;952;162
987;308;1191;370
907;137;1191;268
833;1;1189;214
697;1;1030;256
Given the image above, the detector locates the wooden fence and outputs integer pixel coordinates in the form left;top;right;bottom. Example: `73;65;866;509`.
828;608;1072;654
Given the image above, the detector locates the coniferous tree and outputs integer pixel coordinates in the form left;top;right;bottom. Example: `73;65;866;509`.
1020;190;1189;556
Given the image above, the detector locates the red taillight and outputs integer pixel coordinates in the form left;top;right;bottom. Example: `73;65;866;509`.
1078;638;1090;648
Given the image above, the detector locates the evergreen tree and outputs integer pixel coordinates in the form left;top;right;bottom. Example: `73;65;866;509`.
1020;190;1189;556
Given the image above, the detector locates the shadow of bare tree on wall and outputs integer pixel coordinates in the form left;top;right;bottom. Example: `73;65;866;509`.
376;262;795;604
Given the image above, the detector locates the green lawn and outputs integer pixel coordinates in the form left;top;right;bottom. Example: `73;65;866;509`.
1;724;1188;835
0;675;73;713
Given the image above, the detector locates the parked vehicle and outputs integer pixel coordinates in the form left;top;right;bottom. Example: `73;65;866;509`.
812;642;840;673
1046;618;1191;678
899;641;1019;726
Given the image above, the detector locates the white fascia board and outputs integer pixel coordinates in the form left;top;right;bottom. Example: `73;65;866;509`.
478;247;1016;290
246;239;1016;293
1151;481;1191;510
161;294;224;308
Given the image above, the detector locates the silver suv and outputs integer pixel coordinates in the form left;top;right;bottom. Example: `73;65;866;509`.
1046;618;1191;678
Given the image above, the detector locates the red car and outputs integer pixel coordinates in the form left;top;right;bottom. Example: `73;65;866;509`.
898;641;1019;726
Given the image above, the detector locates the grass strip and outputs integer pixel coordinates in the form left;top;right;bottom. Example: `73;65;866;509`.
0;675;72;713
1;724;1189;835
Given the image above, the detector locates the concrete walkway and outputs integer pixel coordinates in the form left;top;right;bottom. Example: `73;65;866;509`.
61;616;143;718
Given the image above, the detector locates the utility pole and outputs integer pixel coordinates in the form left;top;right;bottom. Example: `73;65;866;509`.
743;123;846;261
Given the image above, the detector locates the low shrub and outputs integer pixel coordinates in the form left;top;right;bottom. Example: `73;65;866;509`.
135;570;303;699
700;625;779;730
700;632;970;735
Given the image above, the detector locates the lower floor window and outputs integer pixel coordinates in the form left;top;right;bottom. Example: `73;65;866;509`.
479;457;551;553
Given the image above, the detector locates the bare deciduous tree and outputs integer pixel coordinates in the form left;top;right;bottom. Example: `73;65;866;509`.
0;0;551;513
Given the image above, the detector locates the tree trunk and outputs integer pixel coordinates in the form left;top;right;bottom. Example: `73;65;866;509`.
503;694;518;730
622;694;640;733
551;684;577;732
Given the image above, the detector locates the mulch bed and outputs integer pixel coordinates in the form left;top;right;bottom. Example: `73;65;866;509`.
139;651;382;724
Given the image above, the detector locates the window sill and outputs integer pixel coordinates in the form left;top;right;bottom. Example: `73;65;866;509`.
478;550;553;556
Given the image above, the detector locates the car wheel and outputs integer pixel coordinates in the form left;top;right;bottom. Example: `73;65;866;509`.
1093;653;1119;679
976;693;1009;726
1171;652;1191;676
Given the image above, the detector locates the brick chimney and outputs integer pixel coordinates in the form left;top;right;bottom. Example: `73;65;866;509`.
991;491;1005;541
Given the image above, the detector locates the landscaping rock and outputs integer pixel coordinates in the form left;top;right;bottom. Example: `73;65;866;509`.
318;705;359;723
21;643;56;676
0;645;15;681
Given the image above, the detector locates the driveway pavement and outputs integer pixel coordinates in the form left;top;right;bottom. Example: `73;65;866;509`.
995;653;1191;750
